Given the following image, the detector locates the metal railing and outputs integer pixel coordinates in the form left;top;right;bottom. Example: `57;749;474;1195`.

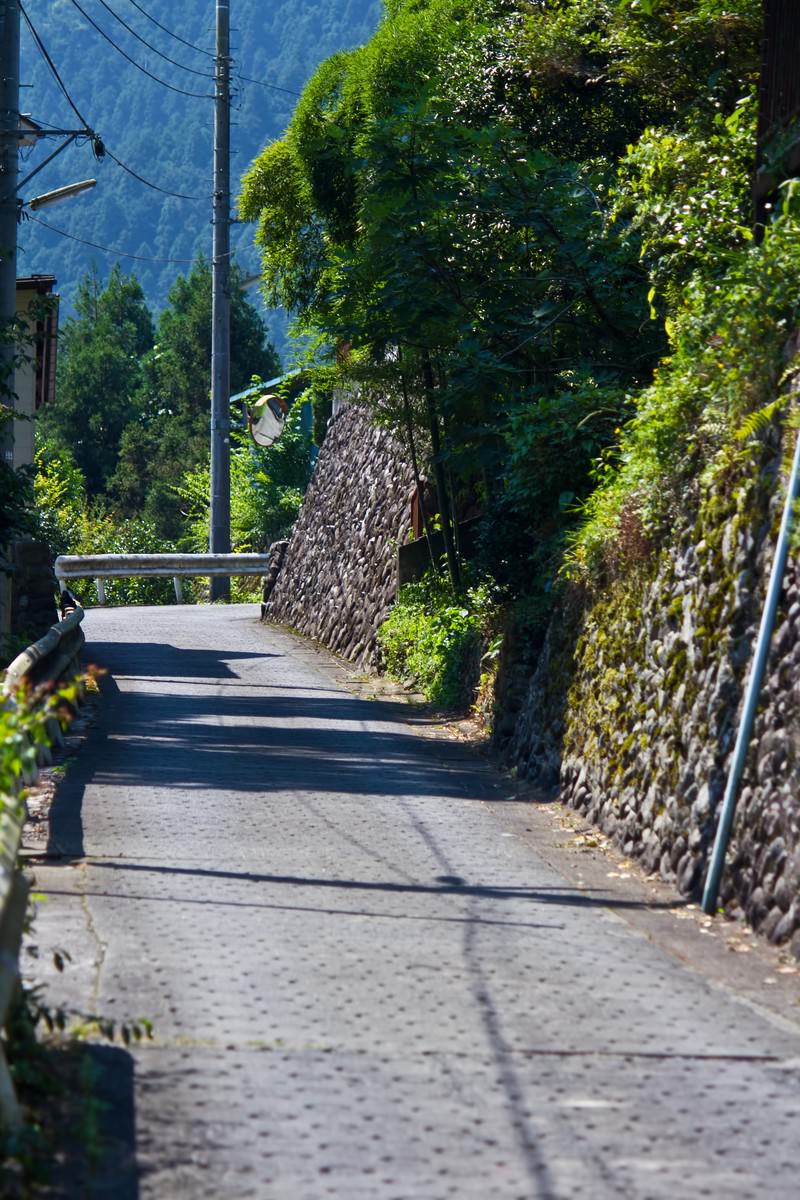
0;603;85;1130
54;553;273;604
3;606;85;697
55;554;275;604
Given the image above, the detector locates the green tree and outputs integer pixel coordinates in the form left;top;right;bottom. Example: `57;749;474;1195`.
179;403;313;556
0;454;34;552
1;389;34;554
239;0;761;595
38;265;153;495
33;440;188;606
32;441;87;560
110;257;281;538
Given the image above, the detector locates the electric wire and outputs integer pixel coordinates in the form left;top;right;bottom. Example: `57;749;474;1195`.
234;69;301;98
24;2;299;208
124;0;215;59
22;20;206;204
26;114;78;133
26;115;206;202
25;212;228;264
21;6;279;246
66;0;214;98
19;2;93;132
95;0;215;79
103;146;206;201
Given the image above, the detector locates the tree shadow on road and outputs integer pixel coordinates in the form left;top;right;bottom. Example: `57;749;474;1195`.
87;642;281;681
45;668;504;858
30;1042;138;1200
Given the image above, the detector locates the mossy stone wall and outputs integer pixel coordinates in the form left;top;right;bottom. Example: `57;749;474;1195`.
509;437;800;950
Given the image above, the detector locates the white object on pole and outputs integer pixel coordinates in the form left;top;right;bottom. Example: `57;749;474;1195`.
27;178;96;210
248;393;288;447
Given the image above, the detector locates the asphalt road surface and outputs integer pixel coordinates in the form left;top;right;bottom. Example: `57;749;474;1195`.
30;604;800;1199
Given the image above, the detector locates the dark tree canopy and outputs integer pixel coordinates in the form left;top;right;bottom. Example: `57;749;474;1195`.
38;265;153;494
240;0;761;591
110;258;281;538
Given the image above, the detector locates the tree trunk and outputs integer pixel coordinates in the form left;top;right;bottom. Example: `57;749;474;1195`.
399;357;439;574
421;353;460;589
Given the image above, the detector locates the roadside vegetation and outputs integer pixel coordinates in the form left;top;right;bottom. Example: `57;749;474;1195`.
27;260;312;607
4;1;793;682
239;0;797;712
0;680;153;1195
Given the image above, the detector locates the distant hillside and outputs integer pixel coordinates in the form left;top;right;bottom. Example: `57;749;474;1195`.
18;0;382;357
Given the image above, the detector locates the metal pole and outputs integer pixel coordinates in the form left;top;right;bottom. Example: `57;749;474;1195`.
0;0;20;468
209;0;231;601
702;425;800;914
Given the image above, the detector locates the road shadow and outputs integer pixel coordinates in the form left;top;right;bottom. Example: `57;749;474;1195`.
84;858;685;913
33;1042;138;1200
86;641;281;681
46;666;503;858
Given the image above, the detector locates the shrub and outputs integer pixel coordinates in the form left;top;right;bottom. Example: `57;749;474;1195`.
378;571;497;708
566;174;800;579
34;445;190;606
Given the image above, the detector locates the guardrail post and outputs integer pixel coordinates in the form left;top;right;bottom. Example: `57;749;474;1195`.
96;578;106;606
173;576;184;604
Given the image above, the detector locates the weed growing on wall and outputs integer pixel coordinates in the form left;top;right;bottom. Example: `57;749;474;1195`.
566;200;800;579
378;572;497;708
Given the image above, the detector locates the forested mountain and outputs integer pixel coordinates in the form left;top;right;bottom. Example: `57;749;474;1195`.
18;0;382;351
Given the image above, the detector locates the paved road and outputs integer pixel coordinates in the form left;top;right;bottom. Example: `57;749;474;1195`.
31;605;800;1198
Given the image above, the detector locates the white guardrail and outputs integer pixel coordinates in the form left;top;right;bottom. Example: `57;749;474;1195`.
54;553;273;604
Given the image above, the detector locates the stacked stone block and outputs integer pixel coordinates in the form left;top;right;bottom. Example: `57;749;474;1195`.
264;403;414;667
508;444;800;949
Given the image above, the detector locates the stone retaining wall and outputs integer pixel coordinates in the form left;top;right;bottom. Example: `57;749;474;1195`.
264;402;414;667
506;433;800;951
262;387;800;948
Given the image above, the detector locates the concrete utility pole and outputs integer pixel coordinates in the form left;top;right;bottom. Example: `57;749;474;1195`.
0;0;20;467
210;0;231;601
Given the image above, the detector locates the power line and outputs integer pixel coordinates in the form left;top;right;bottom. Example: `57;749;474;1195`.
22;12;206;204
26;212;203;264
67;0;214;99
103;146;206;201
235;69;301;98
25;114;74;133
124;0;215;59
26;116;207;202
25;4;299;159
20;7;291;254
95;0;215;79
19;2;92;132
